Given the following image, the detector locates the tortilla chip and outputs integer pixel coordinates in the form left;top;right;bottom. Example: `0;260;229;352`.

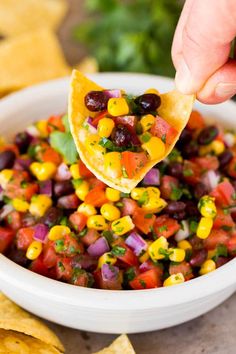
0;0;68;37
93;334;135;354
0;293;64;352
0;29;70;93
69;70;194;193
0;329;61;354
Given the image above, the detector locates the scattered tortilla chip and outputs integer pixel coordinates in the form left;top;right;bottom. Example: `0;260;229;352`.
0;329;61;354
0;0;68;37
93;334;136;354
75;56;99;74
0;29;70;93
0;293;64;352
69;70;194;193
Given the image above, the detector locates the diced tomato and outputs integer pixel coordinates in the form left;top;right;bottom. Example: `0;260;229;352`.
169;261;193;281
88;177;106;190
227;235;236;255
85;187;108;207
16;227;34;251
0;144;19;157
56;257;73;281
183;160;201;185
160;175;179;200
130;268;162;289
5;211;22;231
150;115;178;145
40;147;62;165
53;234;84;257
69;211;87;232
213;208;234;229
91;111;108;127
93;269;122;290
80;229;100;246
187;110;205;131
30;254;56;279
23;183;39;201
79;160;94;178
0;227;14;253
4;170;38;201
114;115;137;133
192;156;219;172
115;243;139;267
210;181;235;207
204;229;229;250
133;208;156;234
71;270;91;287
121;198;138;216
47;115;65;133
153;215;180;238
227;157;236;178
43;244;57;268
121;151;148;179
57;194;79;209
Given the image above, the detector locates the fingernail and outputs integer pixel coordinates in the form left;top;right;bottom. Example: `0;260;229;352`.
175;58;195;94
215;82;236;98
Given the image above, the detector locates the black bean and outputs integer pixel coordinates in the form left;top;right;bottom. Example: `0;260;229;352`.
0;150;15;171
185;201;200;217
54;180;74;198
167;162;183;179
7;246;29;267
182;141;199;158
189;235;204;250
194;183;208;200
190;249;207;267
39;207;63;227
134;93;161;113
218;150;233;169
84;91;109;111
111;125;132;147
172;210;186;221
176;128;192;149
165;201;186;214
14;132;31;153
197;126;219;145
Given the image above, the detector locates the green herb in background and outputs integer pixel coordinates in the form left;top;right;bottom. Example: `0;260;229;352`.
73;0;183;77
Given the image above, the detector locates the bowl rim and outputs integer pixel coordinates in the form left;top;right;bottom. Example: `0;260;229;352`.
0;73;236;311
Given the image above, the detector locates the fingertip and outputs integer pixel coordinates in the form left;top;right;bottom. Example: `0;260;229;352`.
175;57;202;94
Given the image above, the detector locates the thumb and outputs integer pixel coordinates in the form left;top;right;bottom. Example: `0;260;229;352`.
174;0;236;94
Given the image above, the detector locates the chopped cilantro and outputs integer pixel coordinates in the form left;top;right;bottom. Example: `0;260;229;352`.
170;185;183;201
161;134;166;143
139;279;147;288
183;169;194;177
111;246;126;257
3;196;11;204
55;239;65;253
58;261;65;272
213;244;228;261
20;181;28;188
221;225;232;231
138;190;149;206
144;213;153;219
50;131;78;164
120;192;130;198
141;133;151;143
168;148;181;162
158;225;168;233
102;230;114;244
115;202;124;208
27;144;38;158
189;220;198;233
125;267;136;281
72;178;83;189
7;215;12;224
60;216;69;227
79;228;88;237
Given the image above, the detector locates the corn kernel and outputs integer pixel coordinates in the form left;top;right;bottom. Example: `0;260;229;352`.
199;259;216;275
101;203;121;221
139;251;149;263
87;215;108;230
142;137;166;160
105;187;120;202
196;217;213;239
0;169;13;189
148;236;168;261
169;248;186;262
26;241;43;260
178;240;192;250
163;273;185;287
78;202;97;217
29;194;52;217
131;187;146;200
111;215;134;235
36;120;48;138
70;164;81;179
142;189;166;213
198;195;216;218
98;252;117;268
85;134;106;157
98;118;115;138
75;180;89;201
48;225;71;241
12;198;29;212
140;114;155;132
104;152;122;178
30;162;57;181
199;140;225;156
145;88;160;95
107;97;129;116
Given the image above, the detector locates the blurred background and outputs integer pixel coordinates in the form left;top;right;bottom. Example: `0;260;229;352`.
0;0;183;97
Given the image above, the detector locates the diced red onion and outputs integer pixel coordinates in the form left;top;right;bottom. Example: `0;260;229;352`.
143;168;160;186
174;220;190;242
13;158;32;171
33;224;49;243
224;133;235;147
101;263;119;281
39;180;53;196
55;163;71;181
26;125;40;138
104;89;122;98
139;261;153;273
0;204;14;220
201;170;220;192
125;231;147;256
71;253;97;270
87;237;110;257
84;117;97;134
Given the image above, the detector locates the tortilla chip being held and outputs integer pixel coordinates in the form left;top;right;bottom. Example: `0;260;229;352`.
0;293;64;352
93;334;136;354
69;70;194;193
0;0;68;37
0;329;62;354
0;28;70;93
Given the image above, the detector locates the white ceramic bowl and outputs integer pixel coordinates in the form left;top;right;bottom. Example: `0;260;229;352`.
0;73;236;334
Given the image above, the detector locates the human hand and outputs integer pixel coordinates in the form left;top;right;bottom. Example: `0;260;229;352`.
172;0;236;103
